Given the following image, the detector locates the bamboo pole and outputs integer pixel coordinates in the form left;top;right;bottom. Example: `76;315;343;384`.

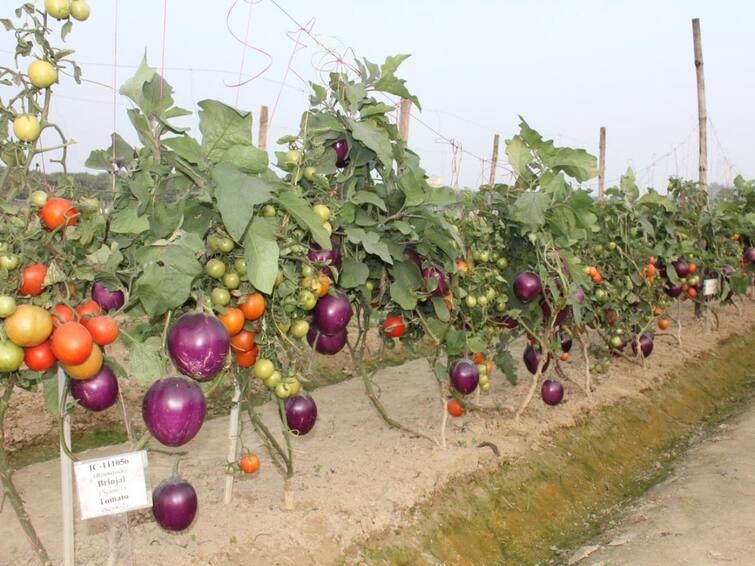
58;367;74;566
258;105;269;151
488;134;500;187
223;376;242;504
692;18;708;191
398;99;411;142
598;126;606;199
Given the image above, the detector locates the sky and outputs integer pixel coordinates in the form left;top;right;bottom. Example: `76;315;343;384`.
2;0;754;192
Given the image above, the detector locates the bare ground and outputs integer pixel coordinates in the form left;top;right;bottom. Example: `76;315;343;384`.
1;302;753;566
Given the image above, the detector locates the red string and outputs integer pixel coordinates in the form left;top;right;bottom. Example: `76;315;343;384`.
233;0;255;107
269;17;315;130
224;0;273;90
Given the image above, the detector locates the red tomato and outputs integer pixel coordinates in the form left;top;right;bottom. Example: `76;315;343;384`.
447;399;464;417
19;263;47;296
382;316;405;338
235;345;259;368
39;197;78;230
87;316;119;346
239;454;260;474
51;321;93;365
230;330;256;353
76;300;101;327
24;340;56;372
52;303;74;327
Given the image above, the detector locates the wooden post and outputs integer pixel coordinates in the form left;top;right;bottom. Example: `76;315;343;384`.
223;377;242;505
258;105;269;151
58;367;74;566
398;99;411;142
598;126;606;199
488;134;500;187
692;18;708;191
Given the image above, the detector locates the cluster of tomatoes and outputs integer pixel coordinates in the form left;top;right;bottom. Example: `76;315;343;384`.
216;292;265;369
0;297;118;379
251;357;301;400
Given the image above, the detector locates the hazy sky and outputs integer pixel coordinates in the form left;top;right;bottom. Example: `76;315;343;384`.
3;0;754;191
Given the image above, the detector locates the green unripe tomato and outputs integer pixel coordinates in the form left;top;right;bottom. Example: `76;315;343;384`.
70;0;90;21
207;234;222;252
0;255;19;270
218;237;235;253
312;204;331;222
211;287;231;306
480;382;491;392
206;258;226;279
45;0;70;19
479;374;490;387
476;363;487;376
234;259;247;275
285;149;302;166
303;166;318;181
485;288;496;302
479;251;490;263
495;298;507;313
365;280;375;292
30;190;48;207
472;250;482;262
496;257;508;270
264;370;282;390
28;60;58;89
594;244;604;255
607;241;617;251
223;272;240;290
290;319;309;339
261;204;277;217
254;358;275;380
0;295;17;318
301;264;315;277
477;295;489;307
465;295;477;308
0;341;24;373
299;290;317;311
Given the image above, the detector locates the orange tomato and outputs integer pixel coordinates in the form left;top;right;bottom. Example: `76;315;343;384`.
592;273;602;285
688;263;697;274
443;293;454;311
588;266;598;277
447;399;464;417
652;305;663;316
473;352;485;364
687;288;698;299
218;307;245;336
485;360;494;374
658;319;670;330
560;352;569;362
649;256;657;265
62;344;103;380
240;292;265;321
87;316;119;346
456;259;469;273
19;263;47;296
733;233;740;241
230;330;256;353
646;264;656;277
239;454;260;474
235;345;259;368
317;274;330;298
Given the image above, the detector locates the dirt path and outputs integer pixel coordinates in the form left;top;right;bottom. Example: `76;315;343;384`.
1;302;754;566
570;401;755;566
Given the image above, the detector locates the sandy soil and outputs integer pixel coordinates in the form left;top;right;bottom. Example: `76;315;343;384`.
571;402;755;566
1;302;754;566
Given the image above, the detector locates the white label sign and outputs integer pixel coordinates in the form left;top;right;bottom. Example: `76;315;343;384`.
703;278;719;296
74;451;151;519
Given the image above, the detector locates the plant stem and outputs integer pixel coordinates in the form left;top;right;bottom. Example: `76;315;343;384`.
243;392;289;474
0;376;52;566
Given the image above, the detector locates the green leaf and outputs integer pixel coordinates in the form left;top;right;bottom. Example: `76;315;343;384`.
431;296;450;322
212;163;276;241
351;191;387;211
243;216;280;294
339;258;369;288
346;227;392;264
85;134;135;171
119;54;158;113
506;135;532;177
85;243;124;274
276;189;331;249
110;203;150;235
134;262;196;316
222;145;268;174
620;168;640;202
42;374;58;415
445;329;465;357
389;279;417;310
348;119;393;168
374;54;421;109
512;192;550;232
360;102;396;118
164;136;204;165
398;169;427;207
198;99;253;163
127;336;165;386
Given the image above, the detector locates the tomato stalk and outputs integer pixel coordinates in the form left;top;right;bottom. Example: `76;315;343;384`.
0;375;52;566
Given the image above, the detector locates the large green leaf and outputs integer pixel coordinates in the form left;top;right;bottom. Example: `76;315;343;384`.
118;55;157;113
389;279;417;310
85;134;135;171
276;189;331;248
339;258;369;288
351;190;387;211
373;54;421;109
346;227;392;264
164;136;204;165
348;119;393;169
212;163;276;241
110;202;150;235
398;169;427;207
512;192;550;232
198;99;253;163
222;145;268;174
127;336;165;386
506;135;532;177
243;216;280;294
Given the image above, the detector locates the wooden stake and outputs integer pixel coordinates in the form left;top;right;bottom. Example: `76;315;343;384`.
488;134;500;187
398;99;411;142
223;377;242;505
692;18;708;191
598;126;606;199
58;367;74;566
258;105;269;151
